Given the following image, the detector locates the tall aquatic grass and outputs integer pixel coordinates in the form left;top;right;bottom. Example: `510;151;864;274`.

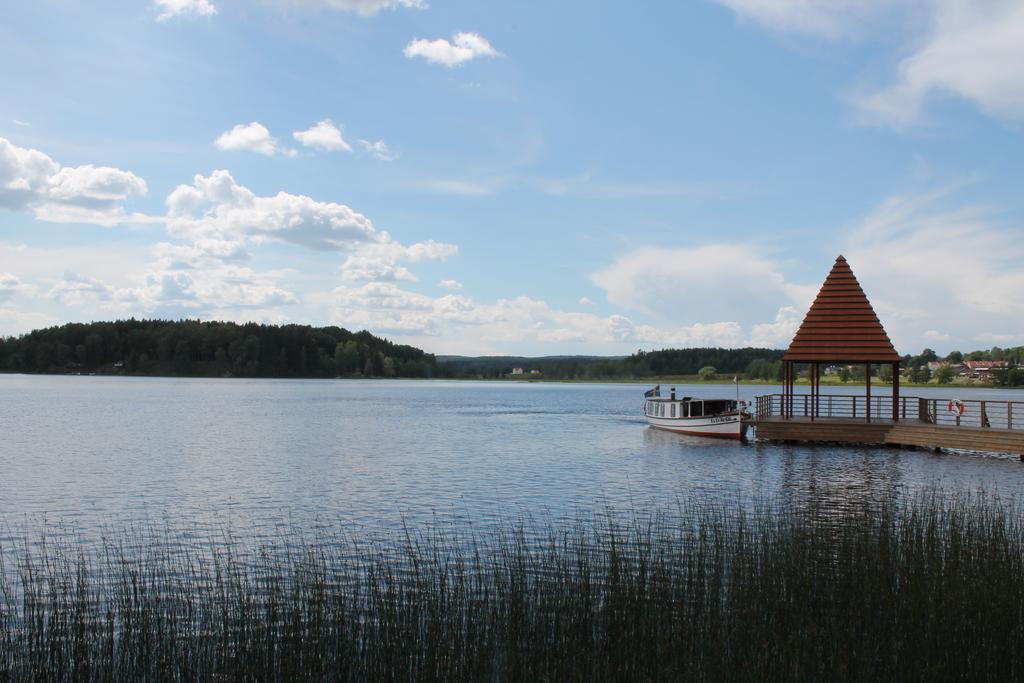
2;493;1023;680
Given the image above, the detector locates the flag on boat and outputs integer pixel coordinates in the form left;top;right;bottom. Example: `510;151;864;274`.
644;385;660;398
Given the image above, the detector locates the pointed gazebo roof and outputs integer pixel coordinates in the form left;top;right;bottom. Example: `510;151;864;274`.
783;255;899;363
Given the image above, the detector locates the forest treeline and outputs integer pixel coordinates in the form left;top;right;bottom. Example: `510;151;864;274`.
0;320;786;380
441;348;786;380
2;320;1019;383
0;319;438;378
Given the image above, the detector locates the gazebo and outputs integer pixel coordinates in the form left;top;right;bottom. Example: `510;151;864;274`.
781;255;901;422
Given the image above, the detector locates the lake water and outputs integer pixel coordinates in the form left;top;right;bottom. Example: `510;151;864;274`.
1;375;1022;546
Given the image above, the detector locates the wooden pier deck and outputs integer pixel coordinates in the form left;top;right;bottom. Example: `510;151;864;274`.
752;394;1024;458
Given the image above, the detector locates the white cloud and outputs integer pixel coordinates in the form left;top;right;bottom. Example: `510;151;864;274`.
166;169;381;251
12;120;29;127
0;307;57;336
293;119;352;153
843;189;1024;352
155;0;217;22
404;32;501;68
855;2;1024;125
330;279;784;353
0;137;147;225
340;240;457;284
974;332;1017;344
591;243;813;322
286;0;426;16
358;139;396;161
439;279;462;291
714;1;1024;126
711;0;903;39
47;271;120;307
214;122;283;156
0;272;30;301
135;264;298;311
747;306;802;348
47;165;147;204
158;170;458;321
152;239;251;269
923;329;951;342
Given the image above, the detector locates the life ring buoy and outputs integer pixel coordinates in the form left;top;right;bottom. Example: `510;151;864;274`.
947;399;964;417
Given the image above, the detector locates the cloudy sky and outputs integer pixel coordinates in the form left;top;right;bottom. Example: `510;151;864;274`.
1;0;1022;355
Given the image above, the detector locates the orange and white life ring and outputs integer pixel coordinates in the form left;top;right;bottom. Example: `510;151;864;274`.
947;399;964;417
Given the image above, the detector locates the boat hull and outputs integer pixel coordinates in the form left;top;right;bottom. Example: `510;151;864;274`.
645;414;748;439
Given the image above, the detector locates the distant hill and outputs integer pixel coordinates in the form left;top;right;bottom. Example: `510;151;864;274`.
0;319;789;382
436;354;626;366
0;319;438;378
434;348;785;380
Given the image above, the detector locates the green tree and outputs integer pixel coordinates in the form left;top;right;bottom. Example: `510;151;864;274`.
910;365;932;384
335;340;360;375
173;340;191;374
214;347;229;374
839;366;851;383
935;365;955;384
84;333;103;365
698;366;717;381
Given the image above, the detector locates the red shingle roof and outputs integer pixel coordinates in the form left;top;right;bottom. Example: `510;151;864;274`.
783;255;900;363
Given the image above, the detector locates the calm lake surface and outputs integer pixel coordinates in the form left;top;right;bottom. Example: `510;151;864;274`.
2;375;1023;545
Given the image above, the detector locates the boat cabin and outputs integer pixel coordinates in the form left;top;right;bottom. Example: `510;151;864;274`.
643;398;740;419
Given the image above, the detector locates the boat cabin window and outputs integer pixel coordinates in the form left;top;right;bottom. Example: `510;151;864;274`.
671;404;676;417
703;400;730;415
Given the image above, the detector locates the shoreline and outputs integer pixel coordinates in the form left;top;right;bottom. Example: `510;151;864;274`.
2;370;1020;390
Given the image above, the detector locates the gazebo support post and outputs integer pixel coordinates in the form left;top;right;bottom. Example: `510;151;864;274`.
866;363;871;423
786;360;794;419
810;362;817;422
815;363;820;419
892;362;900;422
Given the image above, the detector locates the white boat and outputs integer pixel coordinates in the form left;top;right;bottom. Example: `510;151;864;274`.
642;385;750;440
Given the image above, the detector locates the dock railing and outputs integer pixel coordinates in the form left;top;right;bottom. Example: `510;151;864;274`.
754;394;1024;431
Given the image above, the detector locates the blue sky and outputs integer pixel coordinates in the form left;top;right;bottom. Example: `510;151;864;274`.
1;0;1022;355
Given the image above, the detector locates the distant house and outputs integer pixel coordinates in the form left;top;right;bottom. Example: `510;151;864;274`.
529;369;542;376
963;360;1008;378
511;367;524;375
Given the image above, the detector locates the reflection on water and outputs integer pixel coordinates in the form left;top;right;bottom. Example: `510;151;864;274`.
0;375;1021;547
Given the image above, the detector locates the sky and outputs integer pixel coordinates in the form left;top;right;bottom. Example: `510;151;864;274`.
1;0;1023;356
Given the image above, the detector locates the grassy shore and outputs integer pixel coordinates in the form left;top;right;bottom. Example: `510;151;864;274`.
518;374;1019;389
2;492;1023;680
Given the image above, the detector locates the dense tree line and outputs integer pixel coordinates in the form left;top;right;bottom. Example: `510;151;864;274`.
442;348;785;380
901;346;1024;386
0;319;439;378
3;319;1020;385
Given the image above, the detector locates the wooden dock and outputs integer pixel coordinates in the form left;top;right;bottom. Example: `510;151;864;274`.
752;394;1024;458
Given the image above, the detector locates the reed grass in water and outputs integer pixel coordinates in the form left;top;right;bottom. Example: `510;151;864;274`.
2;493;1023;680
